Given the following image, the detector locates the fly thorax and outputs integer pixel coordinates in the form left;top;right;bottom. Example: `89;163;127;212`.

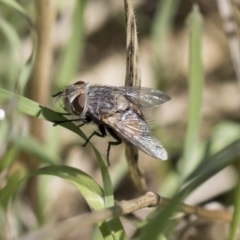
111;94;128;111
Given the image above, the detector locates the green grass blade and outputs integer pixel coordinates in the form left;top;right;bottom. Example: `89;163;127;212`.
30;166;104;210
0;88;126;239
140;140;240;239
228;167;240;240
11;136;58;165
0;87;86;138
180;4;203;180
30;166;125;240
0;0;37;93
55;0;86;86
152;0;179;59
0;17;22;88
0;120;9;149
185;140;240;193
151;0;180;87
140;6;204;238
0;146;18;169
93;148;127;239
0;170;25;208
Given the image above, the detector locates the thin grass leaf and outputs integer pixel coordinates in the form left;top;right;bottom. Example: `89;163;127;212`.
228;166;240;240
30;166;104;210
0;146;18;169
0;88;126;239
140;5;204;239
21;165;111;240
0;120;9;149
0;0;37;93
180;4;203;181
0;170;25;208
151;0;180;87
140;139;240;239
0;88;86;138
152;0;179;59
11;136;58;165
55;0;86;86
93;148;127;239
185;140;240;191
0;17;22;89
30;166;126;240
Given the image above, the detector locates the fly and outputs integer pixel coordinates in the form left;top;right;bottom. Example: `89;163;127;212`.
52;81;171;165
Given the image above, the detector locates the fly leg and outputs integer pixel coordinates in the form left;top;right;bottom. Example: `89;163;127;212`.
82;125;106;147
77;116;92;128
106;128;122;166
53;118;85;126
53;115;92;127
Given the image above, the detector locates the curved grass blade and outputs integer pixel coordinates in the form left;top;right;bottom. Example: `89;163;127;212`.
30;166;104;210
140;140;240;239
29;166;125;240
0;170;25;208
184;140;240;192
0;0;37;93
11;136;58;165
0;17;22;89
0;88;126;239
0;146;18;170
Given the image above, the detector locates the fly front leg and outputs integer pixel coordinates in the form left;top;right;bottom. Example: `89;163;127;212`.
106;128;122;166
53;115;92;127
53;118;85;126
82;125;106;147
77;116;92;128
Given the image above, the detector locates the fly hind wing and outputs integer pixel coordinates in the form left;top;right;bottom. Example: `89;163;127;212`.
118;86;171;108
103;110;168;161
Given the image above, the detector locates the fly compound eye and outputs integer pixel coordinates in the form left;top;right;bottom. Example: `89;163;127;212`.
71;94;86;114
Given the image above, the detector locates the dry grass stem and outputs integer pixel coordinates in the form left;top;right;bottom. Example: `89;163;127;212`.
19;192;233;240
26;0;56;210
123;0;146;193
217;0;240;89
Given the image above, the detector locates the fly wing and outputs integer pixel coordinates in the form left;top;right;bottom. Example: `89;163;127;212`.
118;86;171;108
103;110;168;160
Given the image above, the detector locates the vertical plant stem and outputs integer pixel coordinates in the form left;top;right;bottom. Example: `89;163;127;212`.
26;0;56;216
217;0;240;89
123;0;146;193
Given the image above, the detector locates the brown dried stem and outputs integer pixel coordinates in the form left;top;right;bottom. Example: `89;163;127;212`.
25;0;56;210
19;192;233;240
124;0;146;193
217;0;240;89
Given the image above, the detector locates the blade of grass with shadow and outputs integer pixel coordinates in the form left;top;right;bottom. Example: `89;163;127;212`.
0;88;126;239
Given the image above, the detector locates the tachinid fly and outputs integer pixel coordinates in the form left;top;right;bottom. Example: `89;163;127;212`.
52;81;171;165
